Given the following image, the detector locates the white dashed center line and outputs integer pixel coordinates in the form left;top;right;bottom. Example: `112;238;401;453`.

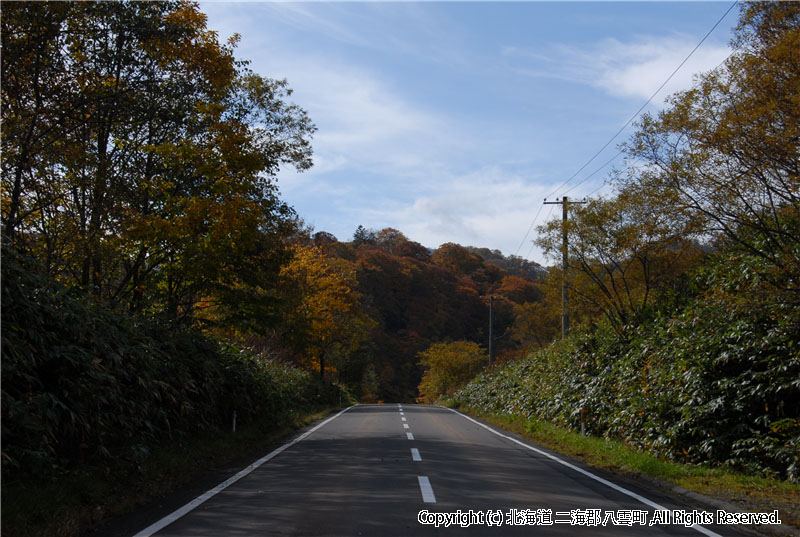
418;476;436;503
411;448;422;461
406;432;414;440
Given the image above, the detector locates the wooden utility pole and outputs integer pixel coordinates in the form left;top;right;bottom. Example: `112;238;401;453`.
488;295;494;364
543;196;585;338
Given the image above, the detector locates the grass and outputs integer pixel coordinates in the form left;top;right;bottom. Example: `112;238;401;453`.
1;406;341;537
454;405;799;530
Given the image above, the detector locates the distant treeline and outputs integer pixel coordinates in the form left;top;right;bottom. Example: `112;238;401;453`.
300;228;548;402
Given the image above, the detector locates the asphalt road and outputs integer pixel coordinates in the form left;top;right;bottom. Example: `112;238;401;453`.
128;404;758;537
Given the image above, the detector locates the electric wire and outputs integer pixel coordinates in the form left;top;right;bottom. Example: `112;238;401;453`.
543;0;738;201
571;44;738;202
516;0;739;261
513;202;545;257
561;150;623;197
524;201;558;260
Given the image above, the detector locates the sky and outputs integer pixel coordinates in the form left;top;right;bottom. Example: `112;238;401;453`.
200;1;738;266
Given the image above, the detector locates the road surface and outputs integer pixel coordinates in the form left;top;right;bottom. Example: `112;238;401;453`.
128;404;758;537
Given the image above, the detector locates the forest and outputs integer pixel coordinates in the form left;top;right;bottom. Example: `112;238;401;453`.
1;2;798;534
0;0;548;510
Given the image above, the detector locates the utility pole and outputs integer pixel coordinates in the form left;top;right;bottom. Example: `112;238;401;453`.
488;295;494;364
543;196;586;339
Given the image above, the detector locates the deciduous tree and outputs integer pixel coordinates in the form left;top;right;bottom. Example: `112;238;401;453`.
418;341;487;404
279;245;375;380
1;1;315;329
624;1;799;297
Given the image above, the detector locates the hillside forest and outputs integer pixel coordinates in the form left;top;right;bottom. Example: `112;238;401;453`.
0;0;549;493
1;2;798;525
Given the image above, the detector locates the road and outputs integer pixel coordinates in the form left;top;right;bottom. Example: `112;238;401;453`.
129;404;756;537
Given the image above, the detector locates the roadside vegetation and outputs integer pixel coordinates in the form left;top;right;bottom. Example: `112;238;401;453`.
445;3;800;520
1;245;350;537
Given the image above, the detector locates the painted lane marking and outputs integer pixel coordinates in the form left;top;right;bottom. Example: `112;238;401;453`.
411;448;422;461
407;432;414;440
418;476;436;503
132;406;355;537
446;408;722;537
401;417;407;421
403;424;409;429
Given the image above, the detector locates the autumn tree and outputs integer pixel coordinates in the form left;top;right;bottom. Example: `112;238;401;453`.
417;341;487;403
374;227;407;254
279;245;375;380
467;246;546;280
431;243;484;276
1;1;315;328
623;2;799;297
495;274;543;304
536;193;703;330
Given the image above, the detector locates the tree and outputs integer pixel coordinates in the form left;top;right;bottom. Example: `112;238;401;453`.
352;225;376;247
495;274;543;304
417;341;487;403
374;227;406;254
279;245;375;380
1;2;315;329
624;2;799;297
536;194;703;330
431;243;484;276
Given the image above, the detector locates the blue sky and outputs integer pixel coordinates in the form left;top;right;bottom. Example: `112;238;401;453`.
201;1;737;265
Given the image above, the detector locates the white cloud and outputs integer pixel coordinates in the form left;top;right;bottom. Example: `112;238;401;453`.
506;33;731;102
361;166;553;260
268;55;460;205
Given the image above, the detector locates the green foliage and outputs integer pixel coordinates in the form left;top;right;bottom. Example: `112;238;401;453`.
455;249;800;481
417;341;487;404
462;2;800;483
1;245;345;482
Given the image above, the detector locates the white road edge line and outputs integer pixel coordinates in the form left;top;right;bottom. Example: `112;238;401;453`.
418;476;436;503
411;448;422;461
446;408;722;537
132;406;355;537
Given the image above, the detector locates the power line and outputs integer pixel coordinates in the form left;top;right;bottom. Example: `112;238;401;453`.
544;0;738;201
516;0;739;261
513;203;545;257
562;150;623;197
524;200;558;260
578;38;740;202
